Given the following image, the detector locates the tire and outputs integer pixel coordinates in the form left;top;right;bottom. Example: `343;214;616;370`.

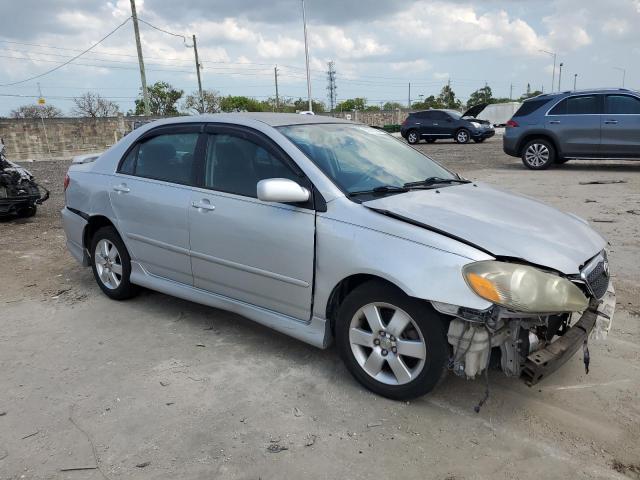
454;129;470;144
17;205;37;218
555;157;570;164
90;226;139;300
335;280;448;400
426;138;437;144
406;130;420;145
521;138;556;170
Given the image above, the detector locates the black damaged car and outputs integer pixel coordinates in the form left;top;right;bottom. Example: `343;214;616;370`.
0;139;48;218
401;105;495;145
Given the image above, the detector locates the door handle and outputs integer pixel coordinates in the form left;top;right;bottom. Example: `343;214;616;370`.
415;122;421;125
433;123;439;126
604;119;618;124
549;120;561;124
112;184;130;193
191;200;216;211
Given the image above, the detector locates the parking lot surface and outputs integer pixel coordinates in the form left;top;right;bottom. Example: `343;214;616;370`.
1;136;639;479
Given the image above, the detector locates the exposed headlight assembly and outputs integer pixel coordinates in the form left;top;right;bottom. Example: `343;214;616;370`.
463;261;588;313
470;121;483;129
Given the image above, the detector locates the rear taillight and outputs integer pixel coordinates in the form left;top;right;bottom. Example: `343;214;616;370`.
401;118;408;126
506;119;519;128
63;173;70;191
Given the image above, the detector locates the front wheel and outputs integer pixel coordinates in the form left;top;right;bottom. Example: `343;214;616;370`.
336;281;448;400
454;129;470;144
521;139;556;169
406;130;420;145
90;226;139;300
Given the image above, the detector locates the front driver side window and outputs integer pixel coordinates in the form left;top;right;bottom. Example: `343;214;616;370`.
204;133;301;198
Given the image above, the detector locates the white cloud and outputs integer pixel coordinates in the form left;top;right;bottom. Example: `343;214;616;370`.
433;72;450;81
601;18;629;36
390;59;431;72
257;35;304;59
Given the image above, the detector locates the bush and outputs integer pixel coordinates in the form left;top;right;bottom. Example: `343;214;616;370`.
381;124;401;133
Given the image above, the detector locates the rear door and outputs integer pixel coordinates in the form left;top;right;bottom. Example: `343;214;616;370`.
601;94;640;157
188;125;316;320
110;125;203;285
431;111;455;137
545;94;602;157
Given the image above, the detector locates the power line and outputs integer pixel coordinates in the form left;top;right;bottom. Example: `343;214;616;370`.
0;17;132;87
137;17;189;44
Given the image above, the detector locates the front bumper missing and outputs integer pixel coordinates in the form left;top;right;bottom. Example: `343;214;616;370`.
521;284;616;386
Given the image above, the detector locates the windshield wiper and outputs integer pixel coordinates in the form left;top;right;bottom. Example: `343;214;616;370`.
403;177;471;188
348;185;409;197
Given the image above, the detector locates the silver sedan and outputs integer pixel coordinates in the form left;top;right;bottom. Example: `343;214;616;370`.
62;113;615;400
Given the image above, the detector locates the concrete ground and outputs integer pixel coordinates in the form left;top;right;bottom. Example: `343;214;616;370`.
1;136;639;480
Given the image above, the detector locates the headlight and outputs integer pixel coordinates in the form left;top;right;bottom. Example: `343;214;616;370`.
470;121;482;129
463;261;588;313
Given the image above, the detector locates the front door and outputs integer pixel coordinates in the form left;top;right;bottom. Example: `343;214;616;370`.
188;127;316;321
601;94;640;157
545;94;602;157
110;126;202;285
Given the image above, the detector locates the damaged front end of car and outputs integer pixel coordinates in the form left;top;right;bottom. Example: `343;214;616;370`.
0;139;49;217
434;250;615;387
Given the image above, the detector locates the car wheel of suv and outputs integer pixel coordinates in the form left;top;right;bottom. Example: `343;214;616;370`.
522;139;555;170
406;130;419;144
336;280;448;400
454;129;470;144
90;226;139;300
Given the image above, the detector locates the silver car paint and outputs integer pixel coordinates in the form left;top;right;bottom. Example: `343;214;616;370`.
63;113;605;349
363;183;606;274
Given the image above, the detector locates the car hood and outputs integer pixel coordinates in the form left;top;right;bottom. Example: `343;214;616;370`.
462;103;487;118
362;183;605;274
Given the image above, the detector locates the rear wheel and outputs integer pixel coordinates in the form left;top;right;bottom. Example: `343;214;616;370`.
336;280;448;400
90;226;139;300
406;130;420;145
521;139;555;170
454;129;470;144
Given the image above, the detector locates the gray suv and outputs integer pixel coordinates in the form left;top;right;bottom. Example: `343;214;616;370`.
503;88;640;169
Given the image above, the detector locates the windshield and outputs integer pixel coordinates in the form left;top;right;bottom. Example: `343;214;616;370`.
445;110;462;119
277;124;456;195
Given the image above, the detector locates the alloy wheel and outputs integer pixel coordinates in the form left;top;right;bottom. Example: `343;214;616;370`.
524;143;550;167
349;302;427;385
456;130;469;143
94;239;123;289
407;132;418;144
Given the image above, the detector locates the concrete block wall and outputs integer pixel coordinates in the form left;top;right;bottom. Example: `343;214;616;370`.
320;109;412;127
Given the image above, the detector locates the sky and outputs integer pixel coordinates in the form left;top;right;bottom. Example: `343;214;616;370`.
0;0;639;116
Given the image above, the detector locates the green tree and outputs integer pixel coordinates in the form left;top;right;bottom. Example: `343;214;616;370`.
382;101;403;110
337;97;367;111
134;81;183;116
183;89;221;114
411;95;440;110
292;98;326;113
364;105;381;111
220;96;267;112
438;85;462;110
466;85;493;107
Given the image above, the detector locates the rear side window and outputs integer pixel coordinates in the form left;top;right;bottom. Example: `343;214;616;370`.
605;95;640;114
513;99;549;117
549;95;600;115
415;111;434;119
119;133;199;185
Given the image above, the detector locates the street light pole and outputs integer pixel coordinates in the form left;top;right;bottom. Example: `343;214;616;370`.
573;73;577;91
613;67;626;87
558;62;564;91
540;50;557;92
301;0;312;112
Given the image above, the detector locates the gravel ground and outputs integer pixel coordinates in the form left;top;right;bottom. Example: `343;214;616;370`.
1;136;639;480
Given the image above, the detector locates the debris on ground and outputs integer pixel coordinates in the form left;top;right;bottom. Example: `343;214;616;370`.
627;209;640;215
267;444;288;453
590;219;616;223
293;407;303;417
612;459;640;478
579;179;627;185
21;431;39;439
0;411;6;416
60;466;98;472
135;461;151;468
304;434;317;447
196;343;206;347
585;199;598;203
0;138;49;218
159;381;170;387
366;422;382;428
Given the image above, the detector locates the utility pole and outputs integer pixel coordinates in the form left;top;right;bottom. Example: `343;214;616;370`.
573;73;578;90
614;67;626;87
509;83;513;100
301;0;312;112
192;34;204;113
408;82;411;108
36;83;51;156
130;0;150;116
558;62;564;91
326;60;337;112
274;65;279;111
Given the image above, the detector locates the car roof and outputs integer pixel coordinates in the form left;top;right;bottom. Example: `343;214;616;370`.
145;112;354;128
524;88;638;102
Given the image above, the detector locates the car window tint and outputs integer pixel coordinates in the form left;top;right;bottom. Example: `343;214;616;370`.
606;95;640;114
204;133;300;197
132;133;199;185
119;145;137;175
416;111;433;119
513;99;549;117
550;95;599;115
433;111;450;120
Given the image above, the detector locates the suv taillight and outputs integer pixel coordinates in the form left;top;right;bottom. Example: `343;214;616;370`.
401;118;408;126
506;119;519;128
63;173;70;191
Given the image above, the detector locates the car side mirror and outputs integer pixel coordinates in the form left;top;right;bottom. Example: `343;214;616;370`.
257;178;310;203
